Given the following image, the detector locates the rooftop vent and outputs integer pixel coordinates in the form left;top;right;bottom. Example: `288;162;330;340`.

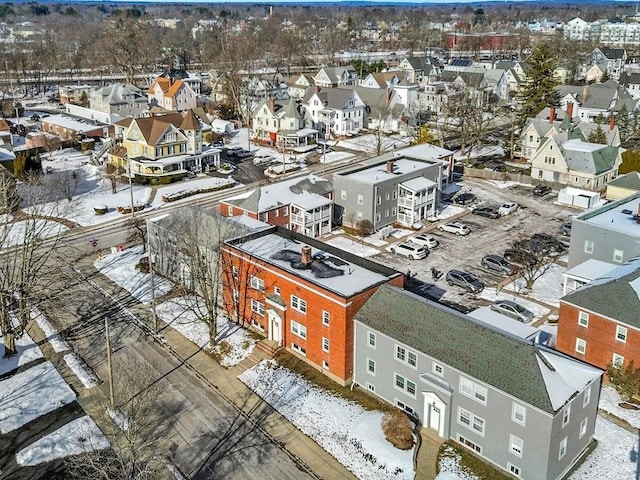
271;249;344;279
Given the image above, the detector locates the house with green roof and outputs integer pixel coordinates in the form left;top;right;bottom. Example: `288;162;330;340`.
353;285;602;480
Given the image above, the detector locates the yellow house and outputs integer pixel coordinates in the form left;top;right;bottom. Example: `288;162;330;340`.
605;171;640;201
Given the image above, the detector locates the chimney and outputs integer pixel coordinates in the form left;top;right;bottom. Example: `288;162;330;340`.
301;245;312;266
385;88;391;105
269;98;275;112
549;106;555;123
386;160;394;173
315;85;321;93
567;102;574;119
582;84;589;104
610;115;616;130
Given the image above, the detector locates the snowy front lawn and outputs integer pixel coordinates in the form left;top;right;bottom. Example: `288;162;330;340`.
503;263;565;308
239;360;414;480
0;330;43;376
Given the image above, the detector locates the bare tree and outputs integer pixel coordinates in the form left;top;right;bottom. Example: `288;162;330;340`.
507;235;563;290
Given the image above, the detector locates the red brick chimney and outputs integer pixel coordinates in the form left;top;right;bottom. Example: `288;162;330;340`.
301;245;312;265
567;102;574;119
315;85;321;93
610;115;616;130
549;106;555;123
386;160;394;173
269;98;276;112
385;88;391;105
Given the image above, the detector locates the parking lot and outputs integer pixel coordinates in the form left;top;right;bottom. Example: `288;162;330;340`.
357;178;577;313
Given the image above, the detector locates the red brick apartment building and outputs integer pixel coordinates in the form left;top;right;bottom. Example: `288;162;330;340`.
222;226;402;385
556;260;640;372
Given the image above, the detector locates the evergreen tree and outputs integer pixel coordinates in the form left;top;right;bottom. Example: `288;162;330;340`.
517;43;561;127
588;124;608;144
600;69;611;83
617;104;631;144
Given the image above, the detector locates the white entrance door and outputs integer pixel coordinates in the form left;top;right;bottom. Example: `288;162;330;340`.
267;310;282;344
423;392;446;438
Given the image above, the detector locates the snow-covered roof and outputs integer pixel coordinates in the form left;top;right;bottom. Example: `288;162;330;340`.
400;177;435;192
42;114;106;132
563;259;618;282
342;158;437;184
467;307;539;340
577;192;640;237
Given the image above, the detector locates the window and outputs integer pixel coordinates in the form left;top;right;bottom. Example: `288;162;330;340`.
575;338;587;354
394;373;416;397
366;382;375;392
460;377;487;404
562;406;571;427
559;437;567;459
458;407;485;436
291;320;307;339
250;299;264;316
274;286;281;295
291;295;307;313
584;385;591;407
584;240;594;254
396;345;406;362
613;249;624;263
291;343;306;356
510;434;523;457
250;276;264;291
458;434;482;454
508;464;521;478
433;363;443;376
357;194;364;205
377;196;381;205
322;310;330;326
232;289;239;302
322;337;330;352
367;358;376;375
616;325;628;343
395;399;415;416
578;311;589;327
512;403;526;426
341;190;347;200
368;332;376;348
232;266;239;278
580;417;588;439
613;353;624;367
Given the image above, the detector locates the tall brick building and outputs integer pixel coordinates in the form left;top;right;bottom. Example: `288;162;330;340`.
222;226;402;384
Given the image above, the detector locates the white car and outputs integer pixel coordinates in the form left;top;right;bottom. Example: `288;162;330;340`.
438;222;471;236
498;202;519;216
387;242;428;259
409;234;439;249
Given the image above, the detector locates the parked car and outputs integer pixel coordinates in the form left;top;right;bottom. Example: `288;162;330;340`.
472;206;500;219
531;233;567;252
533;185;552;197
316;145;333;154
446;270;484;293
387;242;428;260
503;248;535;266
438;222;471;236
481;255;518;275
453;192;477;205
212;140;224;147
560;221;572;236
490;300;534;323
498;202;519;216
409;234;439;249
236;150;254;159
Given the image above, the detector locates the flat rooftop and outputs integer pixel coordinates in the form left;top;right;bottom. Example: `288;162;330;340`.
577;192;640;236
340;157;437;184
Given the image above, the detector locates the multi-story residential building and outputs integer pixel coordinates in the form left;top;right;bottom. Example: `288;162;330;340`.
566;17;640;46
359;71;405;89
333;145;453;229
557;259;640;374
288;73;314;99
591;47;627;80
564;17;595;42
567;192;640;268
220;174;333;237
158;69;202;95
353;284;603;480
605;171;640;201
147;77;197;112
302;87;367;137
556;80;638;124
313;66;358;88
251;98;315;147
89;83;148;119
58;84;94;105
221;226;403;385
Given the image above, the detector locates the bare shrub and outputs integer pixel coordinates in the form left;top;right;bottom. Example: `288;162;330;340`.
382;409;414;450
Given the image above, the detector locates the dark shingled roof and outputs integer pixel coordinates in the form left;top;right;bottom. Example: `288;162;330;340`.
356;285;567;413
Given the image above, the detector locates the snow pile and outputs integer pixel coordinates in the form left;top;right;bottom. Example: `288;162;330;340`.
599;385;640;429
239;360;414;480
31;307;69;352
107;408;132;431
16;415;110;466
435;445;480;480
0;361;76;434
64;353;99;389
324;236;380;258
0;331;43;376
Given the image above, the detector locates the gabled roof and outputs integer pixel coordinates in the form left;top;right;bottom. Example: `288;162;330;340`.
607;171;640;190
598;47;626;60
563;258;640;329
401;56;428;70
304;87;361;110
560;139;619;174
356;285;601;413
165;79;186;98
123;111;202;146
149;77;171;94
94;83;147;106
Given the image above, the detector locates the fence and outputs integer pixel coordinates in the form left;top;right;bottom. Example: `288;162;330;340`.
462;167;565;192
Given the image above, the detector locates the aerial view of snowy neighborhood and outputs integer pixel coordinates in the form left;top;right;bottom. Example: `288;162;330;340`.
2;1;640;479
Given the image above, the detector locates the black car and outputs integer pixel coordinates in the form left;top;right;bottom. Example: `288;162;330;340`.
533;185;552;197
235;150;254;159
560;222;572;236
472;206;500;219
445;269;484;293
454;192;477;205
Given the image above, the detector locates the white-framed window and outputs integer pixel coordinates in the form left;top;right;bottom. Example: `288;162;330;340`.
613;353;624;367
579;417;588;439
433;363;443;376
460;377;487;405
250;299;265;316
341;190;347;200
396;345;406;362
322;310;330;326
395;345;417;368
367;358;376;375
512;403;526;426
368;332;376;348
250;275;264;291
322;337;330;352
291;295;307;313
290;320;307;339
584;240;594;254
562;406;571;427
559;437;567;459
616;325;628;343
458;434;482;454
366;382;375;392
232;266;239;278
509;434;523;457
613;249;624;263
322;360;329;369
578;311;589;327
458;407;485;436
291;343;306;356
584;385;591;407
508;464;521;478
575;338;586;354
274;286;281;295
357;194;364;205
395;399;415;416
394;373;416;397
232;289;239;302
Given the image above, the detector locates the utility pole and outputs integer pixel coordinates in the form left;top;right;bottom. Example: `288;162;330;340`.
128;162;135;218
150;251;157;332
105;318;115;408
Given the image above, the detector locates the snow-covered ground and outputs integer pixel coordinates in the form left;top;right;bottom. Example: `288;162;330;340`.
239;360;414;480
2;219;68;247
15;415;109;466
337;134;411;154
324;236;381;258
0;330;43;376
504;262;565;308
64;352;99;389
476;288;550;321
31;307;70;352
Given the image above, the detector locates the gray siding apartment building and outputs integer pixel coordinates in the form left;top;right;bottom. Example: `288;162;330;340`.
332;144;453;230
568;191;640;267
353;285;602;480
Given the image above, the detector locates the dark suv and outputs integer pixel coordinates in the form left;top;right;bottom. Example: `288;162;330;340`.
454;192;477;205
531;233;567;252
533;185;552;197
472;206;500;219
446;270;484;293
